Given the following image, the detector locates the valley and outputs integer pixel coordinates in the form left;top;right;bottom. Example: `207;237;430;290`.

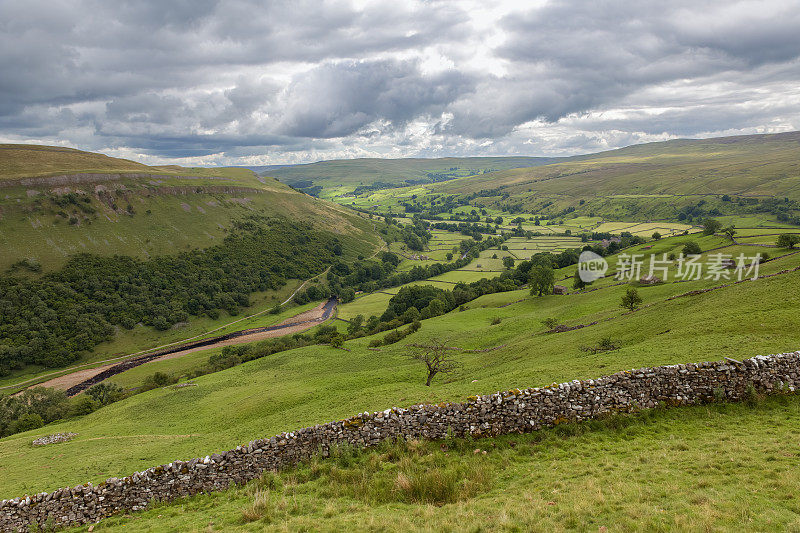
1;135;800;531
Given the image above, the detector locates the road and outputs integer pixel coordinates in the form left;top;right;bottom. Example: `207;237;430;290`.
35;298;338;397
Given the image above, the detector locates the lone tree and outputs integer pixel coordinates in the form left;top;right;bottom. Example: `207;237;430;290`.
702;218;722;235
621;288;643;311
406;338;460;386
652;231;662;240
777;234;800;249
502;256;515;269
529;265;555;296
723;225;737;241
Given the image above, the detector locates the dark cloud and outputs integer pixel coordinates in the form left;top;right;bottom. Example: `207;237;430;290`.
1;0;799;163
277;59;475;138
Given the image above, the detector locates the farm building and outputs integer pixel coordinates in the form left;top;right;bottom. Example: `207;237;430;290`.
553;285;568;295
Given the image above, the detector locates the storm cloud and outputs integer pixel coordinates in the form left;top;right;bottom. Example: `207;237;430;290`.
1;0;799;164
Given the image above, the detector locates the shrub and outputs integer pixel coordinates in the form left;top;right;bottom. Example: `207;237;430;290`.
71;396;99;416
777;234;800;249
682;241;702;255
13;413;44;433
490;317;501;325
329;335;345;348
141;372;178;392
86;382;123;406
541;317;560;330
0;387;71;437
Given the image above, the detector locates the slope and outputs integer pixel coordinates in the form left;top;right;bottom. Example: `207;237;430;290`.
0;144;380;272
359;131;800;222
2;231;799;499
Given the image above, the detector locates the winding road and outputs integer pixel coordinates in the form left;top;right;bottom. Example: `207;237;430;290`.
34;298;338;397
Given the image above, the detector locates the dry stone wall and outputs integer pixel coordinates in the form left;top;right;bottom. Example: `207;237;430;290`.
2;351;799;532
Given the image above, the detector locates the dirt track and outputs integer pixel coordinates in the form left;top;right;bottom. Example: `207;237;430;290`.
34;299;337;395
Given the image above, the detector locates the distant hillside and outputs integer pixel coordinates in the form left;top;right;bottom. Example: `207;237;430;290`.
263;156;560;197
416;131;800;222
0;144;381;271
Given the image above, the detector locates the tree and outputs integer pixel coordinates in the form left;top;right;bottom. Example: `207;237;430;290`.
529;266;555;296
502;256;515;269
541;317;560;330
683;241;702;255
572;270;587;290
621;288;643;311
347;314;364;336
406;338;460;386
702;218;722;235
329;334;345;349
339;288;356;303
777;234;800;249
652;232;662;240
723;225;737;241
86;382;123;406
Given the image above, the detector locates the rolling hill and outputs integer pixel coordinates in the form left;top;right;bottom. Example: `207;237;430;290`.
3;140;800;531
263;156;560;198
0;144;381;272
421;131;800;221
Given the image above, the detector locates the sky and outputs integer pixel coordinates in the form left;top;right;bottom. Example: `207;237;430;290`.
1;0;800;166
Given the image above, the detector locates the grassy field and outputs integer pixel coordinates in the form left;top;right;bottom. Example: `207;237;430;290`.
6;136;800;531
3;231;799;500
68;393;800;532
593;221;695;237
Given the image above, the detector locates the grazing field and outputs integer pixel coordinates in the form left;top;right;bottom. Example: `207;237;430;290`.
503;236;584;259
593;221;695;237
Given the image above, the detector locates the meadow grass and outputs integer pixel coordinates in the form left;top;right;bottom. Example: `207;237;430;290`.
67;393;800;532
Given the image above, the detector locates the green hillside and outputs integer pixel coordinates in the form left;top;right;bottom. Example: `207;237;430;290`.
0;144;380;272
339;132;800;224
0;144;385;385
265;156;558;198
4;138;800;532
440;132;800;220
67;395;800;532
3;230;799;500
